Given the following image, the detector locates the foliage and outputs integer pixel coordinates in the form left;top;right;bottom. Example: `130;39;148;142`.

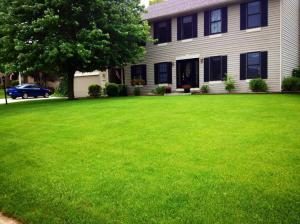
149;0;165;5
131;79;146;86
118;85;128;96
201;85;209;93
249;79;268;92
55;76;68;96
0;95;299;224
282;76;300;91
133;87;141;96
224;75;236;93
88;84;101;98
10;80;19;87
0;0;150;99
152;86;166;95
292;67;300;78
106;83;119;97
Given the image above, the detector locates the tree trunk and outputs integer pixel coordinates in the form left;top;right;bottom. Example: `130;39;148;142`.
67;70;75;100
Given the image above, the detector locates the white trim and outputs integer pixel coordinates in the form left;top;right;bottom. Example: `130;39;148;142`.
157;43;168;47
246;27;262;33
209;34;222;38
190;88;200;91
279;0;282;91
158;83;169;87
176;88;184;91
209;81;223;84
246;79;252;83
181;38;193;43
176;54;200;60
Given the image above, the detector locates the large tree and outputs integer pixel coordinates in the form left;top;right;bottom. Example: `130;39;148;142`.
0;0;150;99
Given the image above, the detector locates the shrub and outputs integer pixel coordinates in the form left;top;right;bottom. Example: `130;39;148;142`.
165;86;172;94
55;76;68;96
133;87;141;96
282;76;300;91
106;83;119;97
224;75;235;93
201;85;209;93
11;80;19;86
88;84;101;98
292;67;300;78
249;78;268;92
118;84;128;96
152;86;166;95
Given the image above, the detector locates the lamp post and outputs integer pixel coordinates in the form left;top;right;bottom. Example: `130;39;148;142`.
2;76;8;105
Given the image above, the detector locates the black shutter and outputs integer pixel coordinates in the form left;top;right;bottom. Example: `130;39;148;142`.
167;62;172;84
192;14;198;38
222;56;228;80
167;20;172;42
204;11;210;36
222;7;228;33
142;65;147;85
204;58;210;82
153;22;158;44
240;3;247;30
154;64;159;84
240;54;247;80
261;0;268;27
177;17;182;40
261;51;268;79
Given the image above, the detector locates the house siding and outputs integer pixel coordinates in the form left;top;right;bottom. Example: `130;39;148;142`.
281;0;300;79
125;0;281;94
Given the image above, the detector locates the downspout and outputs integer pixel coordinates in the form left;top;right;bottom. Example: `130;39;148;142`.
279;0;282;92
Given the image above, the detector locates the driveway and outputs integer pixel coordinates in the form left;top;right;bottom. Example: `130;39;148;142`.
0;96;65;105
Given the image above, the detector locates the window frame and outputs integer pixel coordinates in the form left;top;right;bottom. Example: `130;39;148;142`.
178;13;197;40
210;8;222;35
153;19;172;44
210;56;223;81
246;52;261;79
246;0;262;29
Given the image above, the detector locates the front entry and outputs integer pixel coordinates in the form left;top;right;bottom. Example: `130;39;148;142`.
176;58;199;88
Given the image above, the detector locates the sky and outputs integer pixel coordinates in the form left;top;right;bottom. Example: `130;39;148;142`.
140;0;149;7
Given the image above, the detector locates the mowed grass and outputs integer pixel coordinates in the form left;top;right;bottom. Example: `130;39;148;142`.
0;94;299;224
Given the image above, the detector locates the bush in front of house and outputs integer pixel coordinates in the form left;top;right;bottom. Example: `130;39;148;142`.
292;67;300;78
152;86;166;95
224;75;236;93
200;85;209;93
282;76;300;91
133;87;141;96
88;84;101;98
10;80;19;87
249;78;268;92
118;84;128;96
106;83;119;97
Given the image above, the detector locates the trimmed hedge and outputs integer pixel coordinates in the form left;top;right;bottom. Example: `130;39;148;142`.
249;79;268;92
282;76;300;91
88;84;101;97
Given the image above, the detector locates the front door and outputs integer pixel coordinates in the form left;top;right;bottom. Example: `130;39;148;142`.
176;58;199;88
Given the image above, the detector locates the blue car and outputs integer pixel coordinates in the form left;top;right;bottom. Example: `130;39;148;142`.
6;84;52;99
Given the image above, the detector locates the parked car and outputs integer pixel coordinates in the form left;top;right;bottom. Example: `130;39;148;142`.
6;84;52;99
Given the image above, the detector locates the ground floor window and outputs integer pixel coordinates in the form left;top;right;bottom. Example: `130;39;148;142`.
154;62;172;84
240;51;268;80
204;56;227;82
131;65;147;85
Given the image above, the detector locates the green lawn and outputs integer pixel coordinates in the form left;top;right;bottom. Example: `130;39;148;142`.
0;89;5;99
0;95;299;224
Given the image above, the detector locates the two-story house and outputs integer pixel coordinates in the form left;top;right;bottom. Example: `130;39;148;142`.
124;0;299;94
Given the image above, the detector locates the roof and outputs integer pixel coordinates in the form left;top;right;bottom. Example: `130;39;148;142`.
143;0;239;21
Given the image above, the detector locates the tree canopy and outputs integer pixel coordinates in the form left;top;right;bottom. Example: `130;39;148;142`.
0;0;150;98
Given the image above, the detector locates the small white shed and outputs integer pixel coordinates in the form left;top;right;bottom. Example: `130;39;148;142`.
74;70;108;98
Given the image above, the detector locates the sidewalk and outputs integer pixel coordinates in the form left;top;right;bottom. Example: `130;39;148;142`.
0;96;65;105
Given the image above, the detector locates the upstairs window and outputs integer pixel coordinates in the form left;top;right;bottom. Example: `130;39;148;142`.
241;0;268;30
204;8;228;36
154;62;172;84
131;65;147;85
204;56;227;82
153;19;171;44
240;52;268;80
177;14;197;40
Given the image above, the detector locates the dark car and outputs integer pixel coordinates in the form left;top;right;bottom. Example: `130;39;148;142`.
6;84;52;99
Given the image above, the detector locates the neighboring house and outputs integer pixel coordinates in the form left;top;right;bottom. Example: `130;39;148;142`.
124;0;299;93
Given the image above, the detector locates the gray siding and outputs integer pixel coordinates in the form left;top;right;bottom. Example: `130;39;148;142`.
281;0;300;79
125;0;281;94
